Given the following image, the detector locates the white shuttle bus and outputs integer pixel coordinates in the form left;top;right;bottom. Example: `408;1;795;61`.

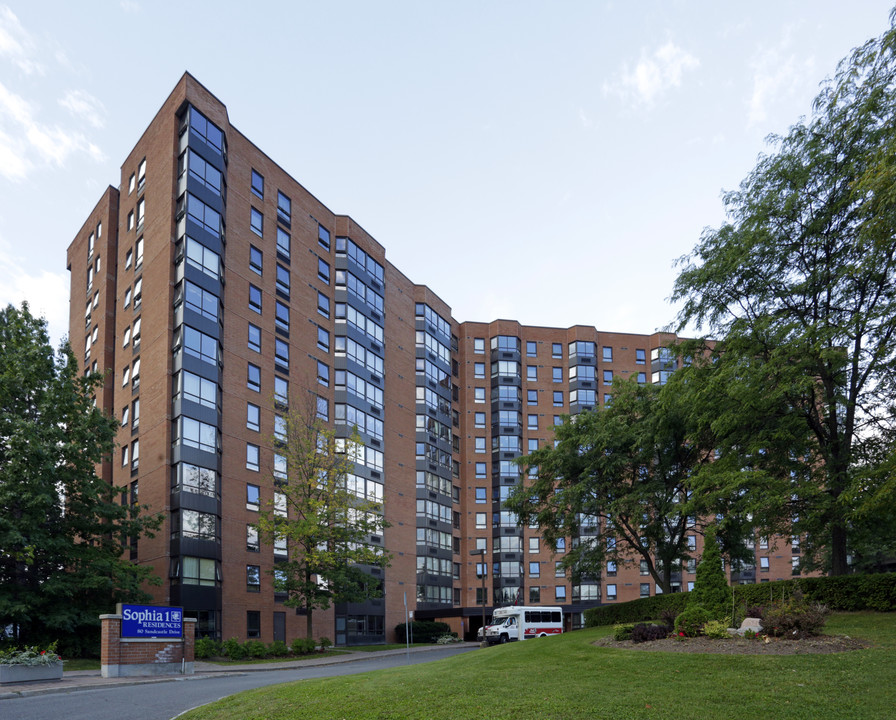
484;606;564;644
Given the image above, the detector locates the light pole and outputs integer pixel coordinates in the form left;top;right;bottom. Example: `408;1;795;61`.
470;548;488;647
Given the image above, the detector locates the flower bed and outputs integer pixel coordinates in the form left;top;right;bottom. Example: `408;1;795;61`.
0;643;64;684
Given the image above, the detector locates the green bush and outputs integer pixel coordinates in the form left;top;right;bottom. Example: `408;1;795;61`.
394;621;452;643
762;601;830;638
630;623;669;643
585;592;689;627
194;637;221;659
291;637;317;655
584;572;896;628
318;637;333;651
690;525;731;620
267;640;289;657
222;637;246;661
612;623;635;641
703;619;732;639
674;605;712;637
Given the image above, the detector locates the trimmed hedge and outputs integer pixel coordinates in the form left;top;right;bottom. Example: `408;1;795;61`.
394;621;452;643
584;572;896;627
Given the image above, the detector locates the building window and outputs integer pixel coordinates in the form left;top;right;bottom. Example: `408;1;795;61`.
475;512;487;529
250;208;263;237
555;586;566;602
636;348;646;364
318;258;330;284
528;438;538;452
179;509;216;540
246;444;260;471
474;387;485;403
246;484;260;511
277;227;290;259
474;412;486;428
473;338;484;354
276;264;290;296
529;537;540;553
556;538;566;552
637;372;647;384
552;367;562;383
247;363;260;392
760;557;770;572
247;403;260;432
640;583;650;598
275;338;289;366
527;365;537;381
475;437;486;452
247;565;261;593
603;370;613;385
277;191;291;224
247;525;259;553
555;562;564;577
274;377;289;405
475;462;487;479
316;396;328;421
527;389;537;405
317;326;329;352
687;535;696;550
607;560;617;576
248;323;261;353
526;340;537;357
317;292;329;318
318;224;330;251
246;611;261;638
251;170;264;198
135;237;144;267
179;416;217;453
474;362;485;379
527;414;538;429
606;584;617;600
476;587;488;605
553;391;563;407
250;245;262;275
529;587;541;604
249;285;262;314
317;361;330;387
275;301;290;332
602;346;613;362
552;343;562;358
475;487;487;503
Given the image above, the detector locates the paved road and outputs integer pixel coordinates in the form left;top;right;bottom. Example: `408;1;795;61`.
0;645;477;720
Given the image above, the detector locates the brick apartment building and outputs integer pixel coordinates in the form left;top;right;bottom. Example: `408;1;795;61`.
66;73;803;645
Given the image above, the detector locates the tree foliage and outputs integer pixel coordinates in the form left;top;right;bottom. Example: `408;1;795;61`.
506;379;719;594
672;11;896;575
254;395;390;638
0;304;160;649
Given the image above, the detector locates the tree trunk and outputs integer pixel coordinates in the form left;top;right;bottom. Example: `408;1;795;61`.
306;601;313;639
829;522;849;576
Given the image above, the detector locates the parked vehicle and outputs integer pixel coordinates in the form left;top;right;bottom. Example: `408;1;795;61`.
483;606;563;644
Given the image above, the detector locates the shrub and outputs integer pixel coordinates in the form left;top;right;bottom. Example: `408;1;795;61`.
267;640;289;657
703;619;732;639
318;637;333;651
585;573;896;629
436;634;459;644
630;623;669;643
659;607;678;629
243;640;267;659
674;605;712;637
612;624;635;641
690;524;731;620
291;637;317;655
194;637;221;659
222;637;246;661
761;601;830;638
394;621;452;643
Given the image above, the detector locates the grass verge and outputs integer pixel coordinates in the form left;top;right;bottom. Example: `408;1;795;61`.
179;612;895;720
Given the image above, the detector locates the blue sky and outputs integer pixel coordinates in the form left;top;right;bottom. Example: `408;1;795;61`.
0;1;893;346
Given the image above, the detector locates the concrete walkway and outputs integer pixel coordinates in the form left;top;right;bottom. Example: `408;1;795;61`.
0;643;480;700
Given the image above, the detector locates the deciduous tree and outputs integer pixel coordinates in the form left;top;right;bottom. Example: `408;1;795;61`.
0;303;159;649
254;395;390;639
506;379;719;594
672;12;896;575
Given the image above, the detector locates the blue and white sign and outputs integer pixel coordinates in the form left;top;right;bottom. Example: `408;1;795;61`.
121;605;183;638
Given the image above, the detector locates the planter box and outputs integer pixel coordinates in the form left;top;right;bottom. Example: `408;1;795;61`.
0;663;64;683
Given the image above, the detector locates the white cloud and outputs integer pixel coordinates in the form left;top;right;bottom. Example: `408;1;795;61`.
0;237;70;347
120;0;141;13
747;30;815;128
604;41;699;107
0;5;43;75
59;89;106;129
0;81;106;180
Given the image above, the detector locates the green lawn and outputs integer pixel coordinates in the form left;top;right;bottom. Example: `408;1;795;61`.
180;612;895;720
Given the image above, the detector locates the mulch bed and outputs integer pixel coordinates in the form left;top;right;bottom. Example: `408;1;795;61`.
593;633;867;655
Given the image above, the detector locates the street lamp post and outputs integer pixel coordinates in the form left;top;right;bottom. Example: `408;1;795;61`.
470;548;488;648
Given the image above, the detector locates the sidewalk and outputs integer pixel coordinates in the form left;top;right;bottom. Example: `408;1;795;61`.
0;643;479;700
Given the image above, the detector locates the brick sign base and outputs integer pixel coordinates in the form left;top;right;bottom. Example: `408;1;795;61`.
100;614;196;678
